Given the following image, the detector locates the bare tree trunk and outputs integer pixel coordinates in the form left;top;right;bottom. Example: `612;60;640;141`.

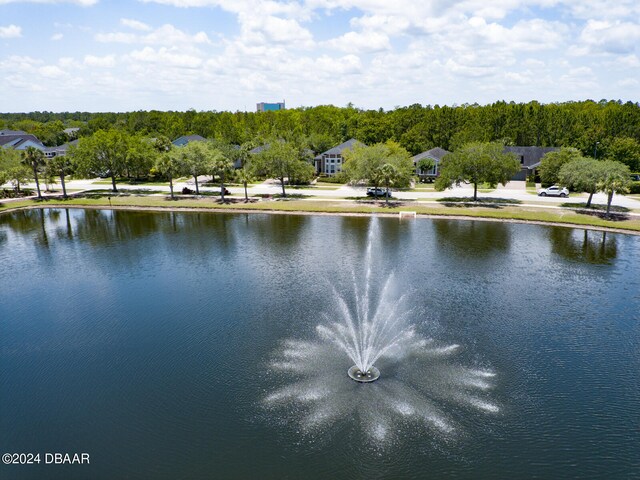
244;182;248;202
385;180;390;205
220;173;226;202
473;181;478;201
586;191;594;208
60;173;67;199
169;174;174;199
110;174;118;193
280;177;286;197
33;165;42;199
606;191;613;216
193;173;199;195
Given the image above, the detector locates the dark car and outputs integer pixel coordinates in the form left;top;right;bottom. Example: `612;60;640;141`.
366;187;391;197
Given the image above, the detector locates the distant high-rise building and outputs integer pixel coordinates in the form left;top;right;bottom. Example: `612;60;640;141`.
257;101;285;112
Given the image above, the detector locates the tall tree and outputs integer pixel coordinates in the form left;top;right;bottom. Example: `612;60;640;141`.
155;149;184;200
208;145;234;202
21;146;45;199
596;160;631;216
538;147;584;186
45;155;72;198
557;157;601;208
181;141;211;195
342;141;414;197
435;142;520;201
70;130;131;192
153;136;179;199
126;136;156;179
251;141;300;197
605;137;640;172
236;167;254;202
0;149;30;194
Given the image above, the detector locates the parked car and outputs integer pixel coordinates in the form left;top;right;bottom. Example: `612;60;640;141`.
366;187;391;197
538;186;569;197
630;174;640;181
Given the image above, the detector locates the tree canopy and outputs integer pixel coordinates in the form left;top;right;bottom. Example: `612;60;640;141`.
2;100;639;158
435;141;520;200
557;157;600;207
539;147;585;186
342;141;414;192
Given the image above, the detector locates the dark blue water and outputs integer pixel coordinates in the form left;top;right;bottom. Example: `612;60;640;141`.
0;209;638;479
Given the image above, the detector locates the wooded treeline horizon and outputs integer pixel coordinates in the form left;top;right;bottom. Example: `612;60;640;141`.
2;99;639;158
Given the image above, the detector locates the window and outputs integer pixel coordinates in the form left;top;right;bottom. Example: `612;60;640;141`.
520;155;525;164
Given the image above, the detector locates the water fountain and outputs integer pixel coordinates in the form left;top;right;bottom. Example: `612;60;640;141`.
265;219;499;444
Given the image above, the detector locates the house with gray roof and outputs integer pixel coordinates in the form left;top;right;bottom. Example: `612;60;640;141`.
172;134;206;147
43;139;78;159
0;130;45;151
412;147;450;181
314;138;364;176
505;146;559;180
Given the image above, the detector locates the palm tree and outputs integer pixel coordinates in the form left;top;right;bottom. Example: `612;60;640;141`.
209;148;233;202
378;163;398;205
236;167;254;202
45;155;72;198
21;146;45;199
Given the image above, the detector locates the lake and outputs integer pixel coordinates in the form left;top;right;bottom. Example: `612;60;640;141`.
1;209;638;479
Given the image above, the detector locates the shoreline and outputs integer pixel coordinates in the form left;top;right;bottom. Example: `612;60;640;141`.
2;201;640;236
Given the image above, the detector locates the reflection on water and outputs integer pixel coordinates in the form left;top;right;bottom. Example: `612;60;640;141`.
433;219;511;258
549;228;617;264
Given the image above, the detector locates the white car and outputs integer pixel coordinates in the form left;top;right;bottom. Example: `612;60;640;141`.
538;186;569;197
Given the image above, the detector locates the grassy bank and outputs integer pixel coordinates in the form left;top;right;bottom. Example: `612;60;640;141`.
1;195;639;234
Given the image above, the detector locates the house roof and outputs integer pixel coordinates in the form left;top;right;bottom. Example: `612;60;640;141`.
44;139;78;154
411;147;450;163
504;146;559;168
0;130;45;150
172;134;206;147
315;138;363;159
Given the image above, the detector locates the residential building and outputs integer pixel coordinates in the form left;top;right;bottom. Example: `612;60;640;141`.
314;138;363;176
411;147;450;181
43;140;78;158
172;134;206;147
0;130;45;150
505;146;559;180
257;101;285;112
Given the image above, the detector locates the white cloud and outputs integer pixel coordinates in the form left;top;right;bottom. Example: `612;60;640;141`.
1;0;640;111
616;78;638;87
95;24;210;45
120;18;152;31
579;20;640;55
127;46;203;68
38;65;66;78
238;14;313;47
0;24;22;38
51;33;64;40
325;30;390;53
84;54;116;67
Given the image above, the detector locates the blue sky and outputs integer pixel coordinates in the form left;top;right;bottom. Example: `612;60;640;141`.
1;0;639;112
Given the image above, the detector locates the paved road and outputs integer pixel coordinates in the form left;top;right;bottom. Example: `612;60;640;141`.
5;178;640;210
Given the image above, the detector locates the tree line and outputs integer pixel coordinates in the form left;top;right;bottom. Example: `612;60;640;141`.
2;100;640;159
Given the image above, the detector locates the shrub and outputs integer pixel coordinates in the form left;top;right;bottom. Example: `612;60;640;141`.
628;181;640;194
